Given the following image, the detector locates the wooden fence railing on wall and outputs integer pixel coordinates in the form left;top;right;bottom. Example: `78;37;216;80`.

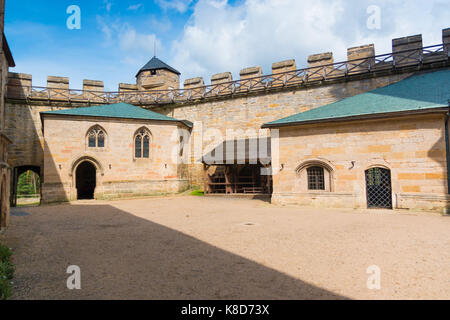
6;44;448;105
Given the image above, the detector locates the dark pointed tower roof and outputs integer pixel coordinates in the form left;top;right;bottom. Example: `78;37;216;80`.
136;56;181;77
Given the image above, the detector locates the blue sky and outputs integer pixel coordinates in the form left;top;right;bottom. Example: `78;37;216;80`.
5;0;450;91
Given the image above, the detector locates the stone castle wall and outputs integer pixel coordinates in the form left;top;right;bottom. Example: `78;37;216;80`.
137;69;180;91
4;71;415;187
158;72;414;185
4;29;450;192
271;114;449;211
41;115;189;203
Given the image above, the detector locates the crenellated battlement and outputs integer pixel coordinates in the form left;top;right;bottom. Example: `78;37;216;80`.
6;28;450;106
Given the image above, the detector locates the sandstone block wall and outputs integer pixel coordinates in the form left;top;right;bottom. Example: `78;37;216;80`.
4;28;449;202
271;114;449;212
137;69;180;91
158;72;414;185
0;136;10;228
5;103;56;171
41;116;188;203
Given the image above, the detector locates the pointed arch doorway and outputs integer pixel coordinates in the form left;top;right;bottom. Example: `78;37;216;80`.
76;161;96;200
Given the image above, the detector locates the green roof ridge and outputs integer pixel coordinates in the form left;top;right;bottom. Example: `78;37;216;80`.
40;102;185;124
264;69;450;127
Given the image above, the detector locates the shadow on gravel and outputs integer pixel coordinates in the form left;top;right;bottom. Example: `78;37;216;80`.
6;204;347;300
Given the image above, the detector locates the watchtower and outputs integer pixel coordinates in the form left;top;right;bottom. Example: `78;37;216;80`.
136;56;180;91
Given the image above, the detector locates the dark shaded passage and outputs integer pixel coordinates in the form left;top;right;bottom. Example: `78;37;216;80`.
76;162;96;200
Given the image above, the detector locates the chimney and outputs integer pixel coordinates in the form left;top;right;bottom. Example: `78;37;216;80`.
347;44;375;74
392;34;423;67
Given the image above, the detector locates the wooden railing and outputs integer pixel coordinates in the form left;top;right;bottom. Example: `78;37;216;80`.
6;44;448;105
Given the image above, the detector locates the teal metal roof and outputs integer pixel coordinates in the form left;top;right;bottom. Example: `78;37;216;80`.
263;69;450;128
41;103;190;126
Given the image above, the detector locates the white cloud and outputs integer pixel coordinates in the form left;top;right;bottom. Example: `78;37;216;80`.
155;0;193;13
169;0;450;84
96;15;163;68
127;3;143;11
103;0;113;12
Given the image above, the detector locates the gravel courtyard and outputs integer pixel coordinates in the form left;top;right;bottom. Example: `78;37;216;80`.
2;196;450;300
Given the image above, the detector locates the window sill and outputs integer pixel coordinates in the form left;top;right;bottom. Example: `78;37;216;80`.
87;147;107;152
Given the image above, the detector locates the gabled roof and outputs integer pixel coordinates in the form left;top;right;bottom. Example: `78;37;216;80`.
263;69;450;128
136;56;181;77
40;103;192;128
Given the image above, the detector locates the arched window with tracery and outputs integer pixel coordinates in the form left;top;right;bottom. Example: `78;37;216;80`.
134;128;151;159
87;126;106;148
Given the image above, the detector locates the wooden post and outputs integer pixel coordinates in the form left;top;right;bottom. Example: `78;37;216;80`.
203;164;208;194
225;166;232;194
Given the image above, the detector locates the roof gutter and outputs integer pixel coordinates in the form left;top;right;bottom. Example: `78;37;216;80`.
262;107;450;129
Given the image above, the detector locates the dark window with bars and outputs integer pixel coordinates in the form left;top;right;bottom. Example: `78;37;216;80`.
365;168;392;209
307;166;325;190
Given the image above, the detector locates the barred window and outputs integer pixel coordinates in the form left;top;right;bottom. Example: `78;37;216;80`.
134;128;151;159
87;126;106;148
307;166;325;190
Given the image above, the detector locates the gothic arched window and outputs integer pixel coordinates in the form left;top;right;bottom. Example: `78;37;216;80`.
134;128;151;159
87;126;106;148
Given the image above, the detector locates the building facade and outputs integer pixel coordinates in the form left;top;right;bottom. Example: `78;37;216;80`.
3;26;450;213
40;103;191;203
264;70;450;211
0;0;14;229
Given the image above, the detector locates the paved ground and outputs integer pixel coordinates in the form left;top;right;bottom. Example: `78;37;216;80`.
2;196;450;300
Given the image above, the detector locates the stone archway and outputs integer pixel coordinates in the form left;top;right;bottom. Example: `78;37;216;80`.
75;161;97;200
70;156;104;201
11;165;41;207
